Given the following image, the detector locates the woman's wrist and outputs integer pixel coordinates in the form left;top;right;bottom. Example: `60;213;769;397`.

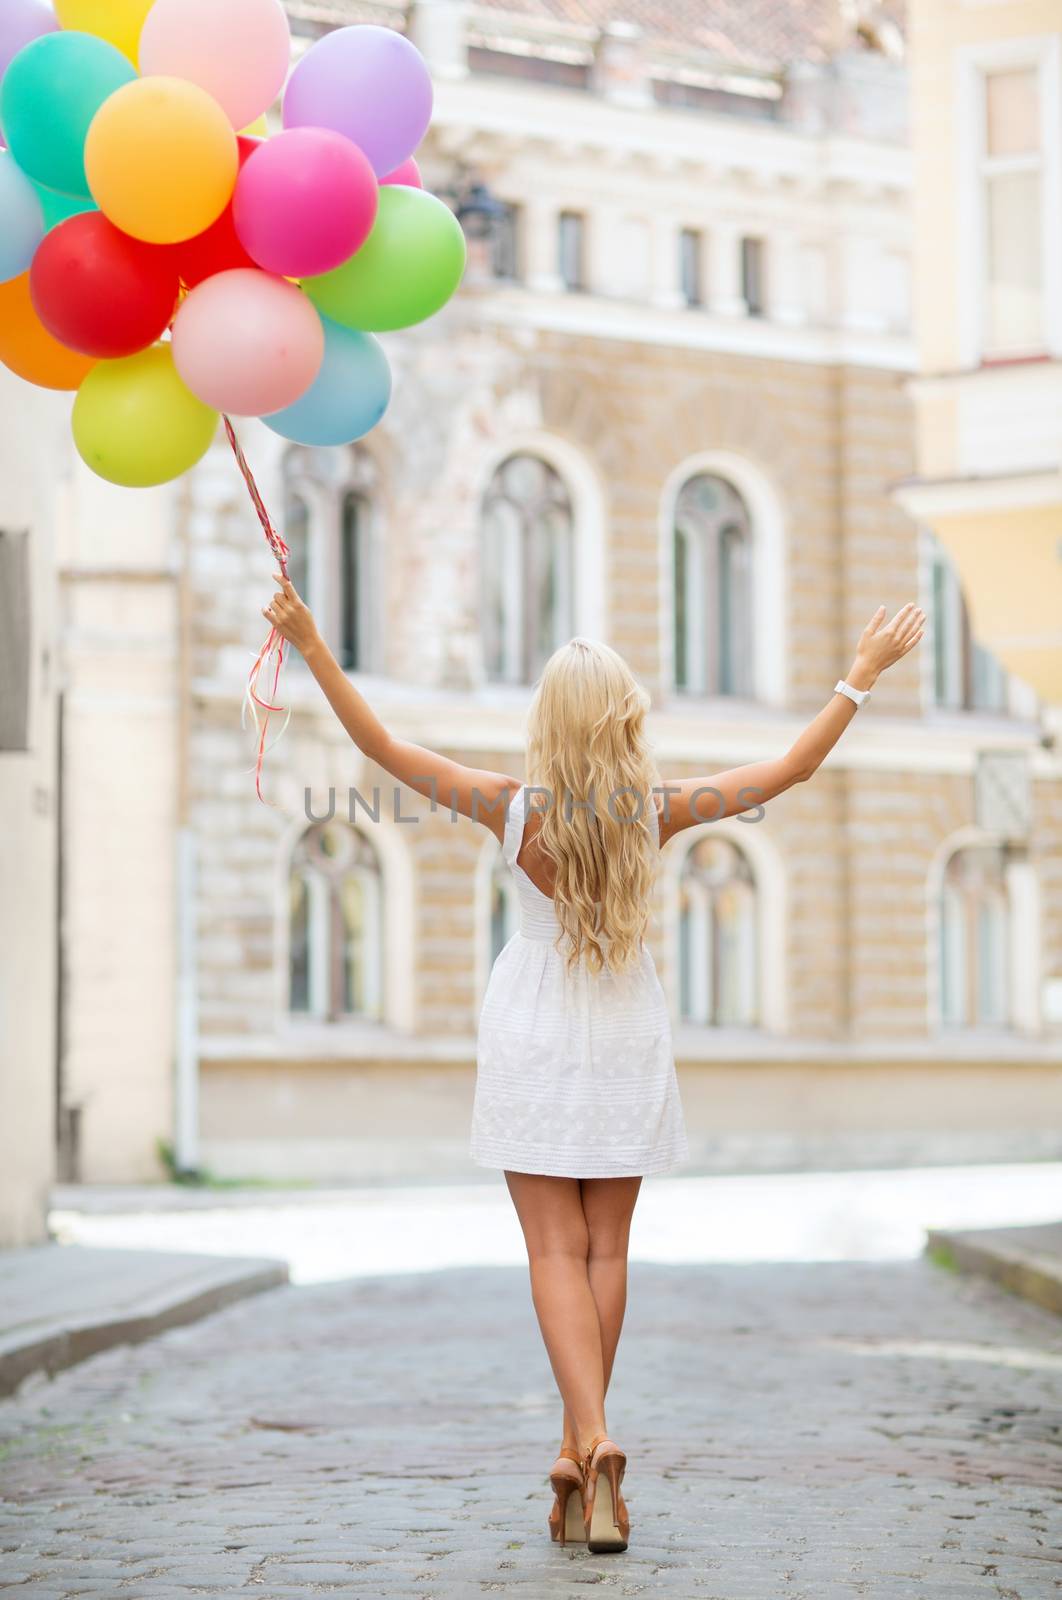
300;631;328;669
845;655;879;693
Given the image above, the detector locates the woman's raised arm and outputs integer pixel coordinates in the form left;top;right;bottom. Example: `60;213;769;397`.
658;602;926;844
264;573;518;840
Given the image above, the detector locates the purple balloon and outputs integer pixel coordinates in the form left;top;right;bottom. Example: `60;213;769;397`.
0;0;57;86
283;24;432;180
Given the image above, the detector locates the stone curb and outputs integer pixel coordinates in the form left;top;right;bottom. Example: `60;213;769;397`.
926;1222;1062;1318
0;1255;289;1398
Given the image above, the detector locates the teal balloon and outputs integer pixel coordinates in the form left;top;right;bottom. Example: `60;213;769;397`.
303;186;466;333
0;31;135;197
264;317;392;447
31;180;98;231
0;148;42;281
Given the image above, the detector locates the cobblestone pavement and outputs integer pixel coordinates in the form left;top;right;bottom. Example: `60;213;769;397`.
1;1256;1061;1599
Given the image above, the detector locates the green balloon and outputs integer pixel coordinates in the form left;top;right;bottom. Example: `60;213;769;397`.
32;181;98;231
1;31;135;198
304;187;467;333
73;346;219;490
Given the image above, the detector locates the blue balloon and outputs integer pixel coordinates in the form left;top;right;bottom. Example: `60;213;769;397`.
263;315;392;446
0;148;42;281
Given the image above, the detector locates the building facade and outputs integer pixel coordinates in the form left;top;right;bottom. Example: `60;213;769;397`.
44;0;1062;1186
0;375;63;1244
900;0;1062;702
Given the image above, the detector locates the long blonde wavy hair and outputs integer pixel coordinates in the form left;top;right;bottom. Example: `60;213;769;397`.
524;637;662;975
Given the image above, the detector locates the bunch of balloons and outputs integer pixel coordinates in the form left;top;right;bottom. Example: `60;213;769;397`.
0;0;467;487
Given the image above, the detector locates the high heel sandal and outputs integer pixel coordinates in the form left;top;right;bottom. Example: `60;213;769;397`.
548;1447;587;1546
581;1434;629;1553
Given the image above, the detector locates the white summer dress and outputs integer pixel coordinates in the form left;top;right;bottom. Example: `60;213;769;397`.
471;785;691;1178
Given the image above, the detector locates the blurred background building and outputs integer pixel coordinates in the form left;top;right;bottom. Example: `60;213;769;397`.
3;0;1061;1239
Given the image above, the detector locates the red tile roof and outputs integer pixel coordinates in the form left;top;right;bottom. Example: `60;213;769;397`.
473;1;904;71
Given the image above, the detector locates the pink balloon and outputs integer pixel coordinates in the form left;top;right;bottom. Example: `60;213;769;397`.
233;128;378;279
139;0;290;131
172;269;324;416
380;157;423;190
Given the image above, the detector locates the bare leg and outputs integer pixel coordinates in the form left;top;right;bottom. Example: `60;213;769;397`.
504;1171;607;1455
560;1176;642;1451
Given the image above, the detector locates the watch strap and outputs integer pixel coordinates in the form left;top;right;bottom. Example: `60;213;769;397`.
835;678;870;707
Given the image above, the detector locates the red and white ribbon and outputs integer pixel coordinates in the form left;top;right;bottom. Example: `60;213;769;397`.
223;415;292;805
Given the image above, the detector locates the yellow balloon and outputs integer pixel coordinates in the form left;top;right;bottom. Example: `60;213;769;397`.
239;113;270;139
85;77;238;245
54;0;155;65
72;345;218;489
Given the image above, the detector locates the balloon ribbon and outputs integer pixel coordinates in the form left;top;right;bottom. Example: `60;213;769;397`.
223;415;292;805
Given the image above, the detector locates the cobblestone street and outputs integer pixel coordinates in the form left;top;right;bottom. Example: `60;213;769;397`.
2;1251;1062;1599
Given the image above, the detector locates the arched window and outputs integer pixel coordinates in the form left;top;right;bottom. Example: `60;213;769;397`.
282;446;377;673
678;837;757;1026
482;454;574;684
289;821;382;1021
927;534;1008;711
939;845;1011;1028
673;474;753;697
489;857;519;968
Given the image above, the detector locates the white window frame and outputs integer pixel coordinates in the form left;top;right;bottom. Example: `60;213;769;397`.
283;449;380;675
476;432;607;690
955;34;1062;367
273;805;416;1039
926;827;1042;1036
286;825;384;1024
660;451;788;708
660;817;789;1036
919;526;1011;714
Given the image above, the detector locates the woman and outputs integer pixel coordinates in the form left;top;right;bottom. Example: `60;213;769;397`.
263;575;925;1554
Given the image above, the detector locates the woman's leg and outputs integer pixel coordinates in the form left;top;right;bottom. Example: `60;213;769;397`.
560;1176;642;1451
504;1171;608;1455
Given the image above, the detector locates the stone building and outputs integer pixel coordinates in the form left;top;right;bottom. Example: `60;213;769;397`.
45;0;1062;1186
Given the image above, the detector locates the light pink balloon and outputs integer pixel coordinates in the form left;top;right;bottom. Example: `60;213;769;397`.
380;157;423;190
233;128;378;279
139;0;291;131
172;269;324;416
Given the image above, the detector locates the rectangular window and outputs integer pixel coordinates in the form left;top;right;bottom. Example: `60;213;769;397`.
741;236;766;317
340;492;367;672
0;529;31;751
492;202;521;282
679;228;704;307
931;544;1008;712
981;65;1043;356
558;211;585;292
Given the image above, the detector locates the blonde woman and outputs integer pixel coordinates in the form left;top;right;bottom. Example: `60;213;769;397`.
263;575;925;1554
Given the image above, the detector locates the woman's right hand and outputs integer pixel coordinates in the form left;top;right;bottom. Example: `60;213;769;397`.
848;602;926;688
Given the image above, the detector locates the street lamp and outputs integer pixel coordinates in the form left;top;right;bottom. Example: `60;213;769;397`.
455;180;508;242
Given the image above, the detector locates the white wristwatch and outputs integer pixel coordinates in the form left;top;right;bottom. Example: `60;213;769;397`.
834;678;871;708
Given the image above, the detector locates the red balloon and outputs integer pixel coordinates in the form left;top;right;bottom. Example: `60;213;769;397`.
30;213;181;359
173;136;261;288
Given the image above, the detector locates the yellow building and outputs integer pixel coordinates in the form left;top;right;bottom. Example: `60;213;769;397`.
900;0;1062;702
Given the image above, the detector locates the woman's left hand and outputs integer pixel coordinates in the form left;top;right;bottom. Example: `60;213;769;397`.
263;572;320;655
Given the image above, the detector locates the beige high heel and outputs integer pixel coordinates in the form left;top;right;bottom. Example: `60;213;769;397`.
548;1446;587;1546
581;1433;629;1553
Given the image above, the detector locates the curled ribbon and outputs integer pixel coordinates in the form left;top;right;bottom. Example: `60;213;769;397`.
223;415;292;806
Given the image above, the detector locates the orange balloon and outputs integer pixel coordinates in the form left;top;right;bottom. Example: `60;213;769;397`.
85;77;239;245
0;273;97;391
